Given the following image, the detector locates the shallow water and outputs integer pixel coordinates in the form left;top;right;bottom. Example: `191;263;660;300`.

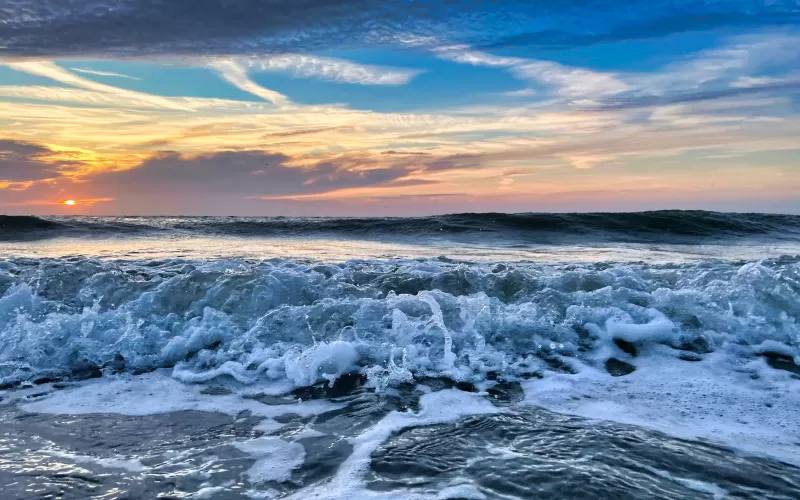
2;379;799;499
1;213;799;498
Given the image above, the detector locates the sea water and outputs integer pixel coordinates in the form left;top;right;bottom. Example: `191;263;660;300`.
1;212;799;499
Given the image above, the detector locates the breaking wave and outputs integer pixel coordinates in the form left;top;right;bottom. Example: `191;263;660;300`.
1;256;798;390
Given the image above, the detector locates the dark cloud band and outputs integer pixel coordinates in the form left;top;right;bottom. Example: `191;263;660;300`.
0;139;70;182
2;1;798;58
1;141;464;199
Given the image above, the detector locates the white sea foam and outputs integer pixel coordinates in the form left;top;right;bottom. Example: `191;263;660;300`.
253;419;286;434
285;426;325;440
20;371;343;418
48;449;148;472
435;483;487;500
190;485;229;499
284;389;501;500
234;437;306;484
521;351;800;467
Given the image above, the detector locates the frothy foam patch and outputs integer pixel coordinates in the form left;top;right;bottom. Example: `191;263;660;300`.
190;485;229;499
435;483;487;500
254;419;285;434
233;437;306;484
48;449;148;472
283;389;501;500
246;489;280;499
20;372;343;418
286;426;325;440
521;352;800;467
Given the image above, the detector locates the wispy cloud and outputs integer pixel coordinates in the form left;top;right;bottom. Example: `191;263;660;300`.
204;53;420;106
434;45;629;98
5;61;190;110
208;60;291;105
70;68;141;80
588;80;800;111
504;88;536;97
230;54;421;85
638;33;800;92
0;85;181;110
439;32;800;108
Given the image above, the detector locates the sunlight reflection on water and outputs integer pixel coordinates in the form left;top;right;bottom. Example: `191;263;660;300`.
2;234;798;263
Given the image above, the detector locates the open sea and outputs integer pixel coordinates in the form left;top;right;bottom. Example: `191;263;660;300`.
1;211;799;499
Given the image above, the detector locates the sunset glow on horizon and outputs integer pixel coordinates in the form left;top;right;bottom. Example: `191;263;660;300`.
1;1;799;216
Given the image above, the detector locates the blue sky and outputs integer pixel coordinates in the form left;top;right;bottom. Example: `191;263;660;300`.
1;1;799;215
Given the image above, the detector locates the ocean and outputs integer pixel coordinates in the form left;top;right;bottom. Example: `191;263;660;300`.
1;211;799;499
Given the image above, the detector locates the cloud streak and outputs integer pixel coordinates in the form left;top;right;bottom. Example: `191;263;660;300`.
588;80;800;111
208;60;291;105
70;68;141;80
439;33;800;108
5;61;190;110
231;54;421;85
435;45;629;98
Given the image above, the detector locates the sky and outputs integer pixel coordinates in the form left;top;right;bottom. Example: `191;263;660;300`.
1;0;799;215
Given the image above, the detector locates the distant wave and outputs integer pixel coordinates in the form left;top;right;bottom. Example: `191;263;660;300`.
0;215;68;234
182;211;800;241
0;215;155;241
2;211;800;243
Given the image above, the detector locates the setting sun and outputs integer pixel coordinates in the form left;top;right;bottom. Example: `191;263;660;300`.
63;199;76;205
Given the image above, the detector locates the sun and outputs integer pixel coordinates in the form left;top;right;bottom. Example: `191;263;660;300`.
63;199;77;206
